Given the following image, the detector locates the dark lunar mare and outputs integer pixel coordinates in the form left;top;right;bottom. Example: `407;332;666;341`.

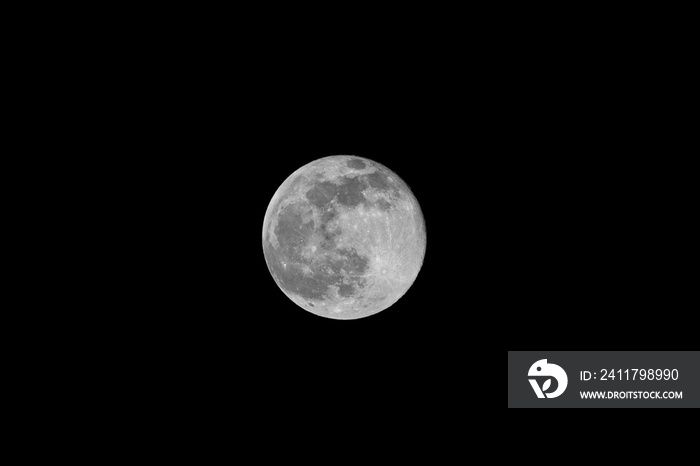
364;170;392;192
306;173;399;212
265;241;369;302
274;203;315;259
326;247;370;296
265;247;329;301
267;179;371;302
305;176;367;209
346;158;366;170
375;198;392;211
267;202;331;301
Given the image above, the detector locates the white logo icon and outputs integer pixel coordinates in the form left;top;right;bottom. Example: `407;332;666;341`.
528;359;568;398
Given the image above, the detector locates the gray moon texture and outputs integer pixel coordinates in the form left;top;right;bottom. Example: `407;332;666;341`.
262;155;426;320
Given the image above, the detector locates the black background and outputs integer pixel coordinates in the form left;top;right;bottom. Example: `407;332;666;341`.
24;6;698;435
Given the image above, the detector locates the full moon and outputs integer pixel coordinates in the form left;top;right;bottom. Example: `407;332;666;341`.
262;155;426;320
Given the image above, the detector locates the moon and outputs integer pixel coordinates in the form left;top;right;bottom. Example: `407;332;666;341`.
262;155;426;320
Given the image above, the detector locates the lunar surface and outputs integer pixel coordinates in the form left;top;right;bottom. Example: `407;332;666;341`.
262;155;426;320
